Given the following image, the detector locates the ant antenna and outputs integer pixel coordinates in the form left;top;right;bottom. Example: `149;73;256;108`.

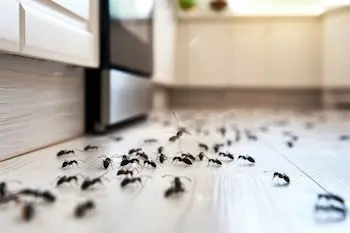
161;175;192;182
73;149;84;152
172;112;180;128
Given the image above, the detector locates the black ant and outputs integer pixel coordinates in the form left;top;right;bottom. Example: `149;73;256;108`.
339;135;349;141
0;194;19;205
157;154;168;164
17;189;56;203
22;202;35;221
0;180;21;198
181;153;195;161
120;158;140;167
286;141;294;148
172;157;192;165
61;160;84;168
157;146;164;154
218;127;226;137
238;155;255;165
56;149;77;157
197;152;208;161
162;175;191;198
207;158;222;166
227;140;232;146
144;139;158;143
144;160;157;168
264;172;290;186
315;193;347;221
234;128;241;142
245;129;258;141
56;175;79;186
128;148;142;155
110;136;123;142
318;193;345;205
305;122;314;129
83;144;99;151
213;143;224;153
74;200;95;218
218;152;234;160
120;176;151;188
116;169;135;177
81;173;108;191
98;156;114;169
198;143;209;151
136;152;148;160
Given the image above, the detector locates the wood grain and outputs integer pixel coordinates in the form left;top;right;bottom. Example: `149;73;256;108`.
0;54;84;161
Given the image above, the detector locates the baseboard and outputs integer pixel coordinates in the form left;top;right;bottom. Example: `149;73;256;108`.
168;87;324;109
0;54;84;161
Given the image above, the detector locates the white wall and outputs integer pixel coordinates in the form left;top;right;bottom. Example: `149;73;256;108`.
322;7;350;88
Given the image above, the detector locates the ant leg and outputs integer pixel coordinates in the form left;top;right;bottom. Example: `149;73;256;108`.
179;176;192;182
161;174;175;179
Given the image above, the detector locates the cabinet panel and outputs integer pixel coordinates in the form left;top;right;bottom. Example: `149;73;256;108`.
20;1;97;67
323;11;350;87
268;20;321;87
229;21;267;87
188;22;229;86
52;0;90;19
175;22;190;85
0;0;20;53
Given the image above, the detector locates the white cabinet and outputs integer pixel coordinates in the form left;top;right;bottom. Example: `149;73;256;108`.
188;22;229;86
0;0;98;67
0;0;20;53
175;22;190;85
323;9;350;88
229;22;267;87
267;20;321;87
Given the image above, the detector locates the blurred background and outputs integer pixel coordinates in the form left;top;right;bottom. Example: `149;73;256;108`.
0;0;350;159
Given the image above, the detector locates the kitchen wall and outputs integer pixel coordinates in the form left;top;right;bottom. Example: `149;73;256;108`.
0;54;84;161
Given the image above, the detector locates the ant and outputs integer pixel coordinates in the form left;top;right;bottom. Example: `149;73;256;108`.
213;143;224;153
98;156;115;169
286;141;294;148
81;173;108;191
120;176;151;188
181;153;196;161
0;180;21;198
157;146;164;154
56;149;77;157
110;136;123;142
238;155;255;165
144;160;157;168
198;143;209;151
218;152;234;160
22;202;35;221
116;169;135;177
197;152;208;161
144;139;158;143
136;152;148;160
264;172;290;186
17;189;56;203
207;158;222;166
318;193;345;205
172;157;193;165
305;122;314;129
234;128;241;142
339;135;349;141
61;160;84;168
74;200;95;218
168;112;190;142
0;194;19;205
245;130;258;141
227;140;232;146
218;127;226;137
157;153;168;164
128;148;142;155
162;175;191;198
83;144;99;152
120;158;140;167
56;175;79;186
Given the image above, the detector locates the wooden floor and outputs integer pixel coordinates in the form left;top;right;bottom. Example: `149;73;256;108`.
0;109;350;233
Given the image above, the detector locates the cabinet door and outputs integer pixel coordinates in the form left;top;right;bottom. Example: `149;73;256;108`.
175;22;191;85
0;0;20;53
229;21;267;87
188;22;229;87
19;0;98;67
267;20;321;87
